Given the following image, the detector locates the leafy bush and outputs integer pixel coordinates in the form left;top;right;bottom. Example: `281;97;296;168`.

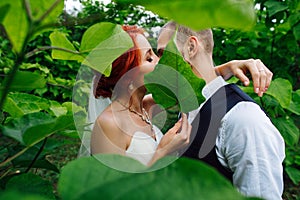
0;0;299;199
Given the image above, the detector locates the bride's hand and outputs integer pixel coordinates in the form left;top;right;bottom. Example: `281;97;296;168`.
157;113;192;156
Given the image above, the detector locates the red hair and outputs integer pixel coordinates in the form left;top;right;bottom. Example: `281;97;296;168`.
94;25;144;98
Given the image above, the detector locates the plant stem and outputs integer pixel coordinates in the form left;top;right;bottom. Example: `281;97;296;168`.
24;0;33;22
25;46;82;59
37;0;62;24
25;138;48;173
0;124;74;168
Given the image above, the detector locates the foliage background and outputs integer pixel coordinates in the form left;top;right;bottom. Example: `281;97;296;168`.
0;0;299;199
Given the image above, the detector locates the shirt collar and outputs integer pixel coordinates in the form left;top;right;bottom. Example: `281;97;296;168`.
202;76;228;99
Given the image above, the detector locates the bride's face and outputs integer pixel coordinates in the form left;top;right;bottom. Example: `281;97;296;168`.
136;34;159;74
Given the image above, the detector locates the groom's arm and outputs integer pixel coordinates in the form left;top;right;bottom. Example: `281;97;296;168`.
215;59;273;97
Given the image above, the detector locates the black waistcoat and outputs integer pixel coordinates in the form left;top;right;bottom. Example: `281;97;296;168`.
182;84;255;182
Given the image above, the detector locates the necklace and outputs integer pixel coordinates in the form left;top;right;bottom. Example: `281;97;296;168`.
115;99;153;131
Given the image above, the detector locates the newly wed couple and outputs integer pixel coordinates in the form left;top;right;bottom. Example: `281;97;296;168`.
85;22;284;200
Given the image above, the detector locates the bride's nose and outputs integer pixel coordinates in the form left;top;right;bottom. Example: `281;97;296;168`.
153;54;159;65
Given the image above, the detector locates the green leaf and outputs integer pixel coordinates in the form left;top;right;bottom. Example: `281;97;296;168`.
293;23;300;41
0;4;10;22
1;112;54;144
0;190;47;200
287;89;300;115
58;155;248;200
49;100;68;117
50;22;133;76
2;96;24;118
265;78;292;108
2;112;75;146
264;0;288;17
80;22;123;52
115;0;256;30
285;166;300;185
81;22;133;76
272;117;299;146
3;93;49;118
5;173;55;199
0;71;47;91
145;38;205;112
0;0;28;53
22;114;75;146
50;31;84;61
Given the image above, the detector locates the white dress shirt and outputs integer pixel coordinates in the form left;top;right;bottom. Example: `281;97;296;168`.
188;76;285;200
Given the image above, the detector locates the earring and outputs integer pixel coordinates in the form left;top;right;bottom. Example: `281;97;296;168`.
128;81;134;90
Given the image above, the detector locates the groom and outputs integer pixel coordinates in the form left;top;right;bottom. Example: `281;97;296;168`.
158;23;285;200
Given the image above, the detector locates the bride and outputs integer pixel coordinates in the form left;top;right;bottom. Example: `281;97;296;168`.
91;25;191;166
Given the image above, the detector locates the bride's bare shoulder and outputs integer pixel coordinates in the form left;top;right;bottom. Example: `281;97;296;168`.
96;105;115;127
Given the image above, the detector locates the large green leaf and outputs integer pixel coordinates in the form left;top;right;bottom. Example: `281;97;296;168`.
145;37;205;112
0;3;10;22
115;0;256;30
0;70;47;92
293;23;300;41
81;23;133;76
0;190;47;200
49;31;84;61
80;22;124;52
1;112;54;145
1;112;75;146
285;166;300;185
264;0;289;17
0;0;63;53
49;100;68;117
265;78;292;109
0;0;28;53
3;93;49;118
22;114;76;146
287;89;300;115
5;173;55;199
3;92;69;118
58;155;250;200
50;22;133;76
272;117;299;146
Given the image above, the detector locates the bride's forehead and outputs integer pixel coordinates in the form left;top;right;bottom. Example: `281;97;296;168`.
135;34;151;49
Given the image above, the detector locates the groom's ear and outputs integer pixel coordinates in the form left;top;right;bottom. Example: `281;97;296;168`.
187;36;198;59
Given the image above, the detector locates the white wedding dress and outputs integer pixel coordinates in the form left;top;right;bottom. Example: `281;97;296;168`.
125;126;163;165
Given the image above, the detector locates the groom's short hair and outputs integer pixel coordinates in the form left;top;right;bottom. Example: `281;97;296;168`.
176;25;214;54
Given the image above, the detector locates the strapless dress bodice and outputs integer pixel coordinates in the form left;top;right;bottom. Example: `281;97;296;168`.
125;125;163;165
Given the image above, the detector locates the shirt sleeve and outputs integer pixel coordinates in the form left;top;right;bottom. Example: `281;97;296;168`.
216;102;285;200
